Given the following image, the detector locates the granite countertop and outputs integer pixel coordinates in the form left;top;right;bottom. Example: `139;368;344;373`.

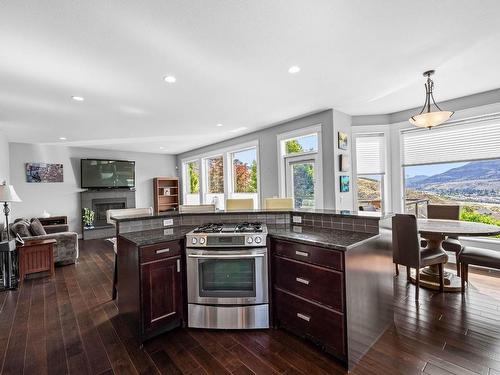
267;225;378;251
119;224;379;250
118;226;193;246
112;208;392;222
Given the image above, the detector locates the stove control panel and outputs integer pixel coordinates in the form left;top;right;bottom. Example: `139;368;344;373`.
186;233;266;248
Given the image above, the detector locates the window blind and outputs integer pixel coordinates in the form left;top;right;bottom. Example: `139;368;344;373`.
355;133;385;174
402;120;500;166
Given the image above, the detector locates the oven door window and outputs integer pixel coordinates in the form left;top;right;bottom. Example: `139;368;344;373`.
199;259;256;298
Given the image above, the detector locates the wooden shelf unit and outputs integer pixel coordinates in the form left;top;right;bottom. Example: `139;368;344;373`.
153;177;179;213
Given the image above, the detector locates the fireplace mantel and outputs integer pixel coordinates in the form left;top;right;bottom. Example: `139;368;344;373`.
80;189;135;240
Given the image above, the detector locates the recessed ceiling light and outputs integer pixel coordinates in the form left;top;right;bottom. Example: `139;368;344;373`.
159;146;165;150
71;96;85;101
230;126;248;133
216;123;223;127
288;65;301;74
164;75;176;83
59;137;67;141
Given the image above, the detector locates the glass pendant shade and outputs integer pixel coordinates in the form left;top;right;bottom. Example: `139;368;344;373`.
409;70;453;129
409;110;454;128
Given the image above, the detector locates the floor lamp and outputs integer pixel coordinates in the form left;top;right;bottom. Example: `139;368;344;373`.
0;182;21;290
0;182;22;241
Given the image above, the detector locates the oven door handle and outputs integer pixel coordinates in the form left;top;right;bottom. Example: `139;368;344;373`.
187;254;265;259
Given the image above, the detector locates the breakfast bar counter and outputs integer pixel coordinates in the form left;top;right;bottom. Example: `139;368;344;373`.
118;224;379;250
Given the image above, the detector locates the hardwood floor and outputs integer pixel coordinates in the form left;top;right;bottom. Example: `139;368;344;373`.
1;239;500;374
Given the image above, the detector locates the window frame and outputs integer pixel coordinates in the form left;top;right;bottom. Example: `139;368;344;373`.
202;153;225;206
352;127;391;213
180;140;260;209
227;145;260;198
182;159;202;205
277;125;323;209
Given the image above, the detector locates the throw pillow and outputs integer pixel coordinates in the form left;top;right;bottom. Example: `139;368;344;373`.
30;218;47;236
11;220;31;238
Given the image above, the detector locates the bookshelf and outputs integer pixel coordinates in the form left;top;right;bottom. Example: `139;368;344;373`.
153;177;179;213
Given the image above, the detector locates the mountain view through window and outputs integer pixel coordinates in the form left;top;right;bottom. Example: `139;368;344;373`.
404;159;500;234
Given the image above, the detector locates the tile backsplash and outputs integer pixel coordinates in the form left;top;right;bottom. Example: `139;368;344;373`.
117;212;378;235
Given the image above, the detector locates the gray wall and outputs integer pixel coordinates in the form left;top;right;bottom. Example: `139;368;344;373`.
9;143;177;234
177;109;353;210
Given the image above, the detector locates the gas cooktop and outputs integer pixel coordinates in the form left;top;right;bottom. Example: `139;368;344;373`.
187;222;267;247
193;222;264;234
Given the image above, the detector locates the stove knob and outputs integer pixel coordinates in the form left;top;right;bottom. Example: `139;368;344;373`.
254;236;262;244
191;237;198;245
247;237;253;244
199;237;206;245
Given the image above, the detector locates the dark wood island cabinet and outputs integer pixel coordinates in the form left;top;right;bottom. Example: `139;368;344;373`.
115;213;393;370
270;230;393;370
117;237;184;344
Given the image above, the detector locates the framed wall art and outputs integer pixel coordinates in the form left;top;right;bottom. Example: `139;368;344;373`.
339;175;350;192
339;154;350;172
26;163;64;183
338;131;348;150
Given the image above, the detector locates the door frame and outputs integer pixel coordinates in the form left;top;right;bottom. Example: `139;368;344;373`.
284;154;320;209
276;124;324;209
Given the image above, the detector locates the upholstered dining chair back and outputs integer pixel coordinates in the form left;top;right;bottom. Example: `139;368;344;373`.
392;214;421;269
427;205;460;221
226;198;254;211
264;198;293;210
106;207;153;226
179;204;216;213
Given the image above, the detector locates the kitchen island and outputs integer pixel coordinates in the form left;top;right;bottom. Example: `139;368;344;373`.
115;210;393;370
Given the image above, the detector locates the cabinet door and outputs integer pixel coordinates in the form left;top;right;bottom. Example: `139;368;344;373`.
141;256;182;333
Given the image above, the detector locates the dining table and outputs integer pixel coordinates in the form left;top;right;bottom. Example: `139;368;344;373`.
415;218;500;292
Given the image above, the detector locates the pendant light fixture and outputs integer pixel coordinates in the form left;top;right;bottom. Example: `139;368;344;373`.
409;70;454;129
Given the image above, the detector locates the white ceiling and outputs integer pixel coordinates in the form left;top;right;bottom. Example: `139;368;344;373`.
1;1;500;154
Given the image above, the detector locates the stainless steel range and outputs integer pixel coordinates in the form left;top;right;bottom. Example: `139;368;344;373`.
186;222;269;329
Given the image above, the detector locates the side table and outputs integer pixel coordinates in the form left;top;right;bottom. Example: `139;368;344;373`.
17;239;56;281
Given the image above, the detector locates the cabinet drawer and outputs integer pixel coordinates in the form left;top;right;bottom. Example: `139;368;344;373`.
273;256;343;312
140;240;182;263
272;239;343;271
274;288;345;357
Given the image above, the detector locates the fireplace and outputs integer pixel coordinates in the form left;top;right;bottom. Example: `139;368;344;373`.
92;198;127;227
81;189;136;240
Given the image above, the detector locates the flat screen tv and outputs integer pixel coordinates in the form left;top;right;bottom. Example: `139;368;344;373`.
81;159;135;189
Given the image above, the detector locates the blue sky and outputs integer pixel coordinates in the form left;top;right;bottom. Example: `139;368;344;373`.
233;148;256;165
405;161;468;178
295;134;317;152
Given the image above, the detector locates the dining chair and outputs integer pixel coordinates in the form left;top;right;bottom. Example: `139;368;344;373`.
179;204;216;213
459;246;500;292
107;207;154;300
422;204;464;276
226;198;254;211
392;214;448;299
264;198;293;210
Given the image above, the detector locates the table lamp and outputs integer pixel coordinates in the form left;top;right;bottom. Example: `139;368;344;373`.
0;182;22;241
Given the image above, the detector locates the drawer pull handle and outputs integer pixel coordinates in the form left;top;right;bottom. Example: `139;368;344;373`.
177;259;181;272
296;277;310;285
295;250;309;257
156;248;170;254
297;313;311;322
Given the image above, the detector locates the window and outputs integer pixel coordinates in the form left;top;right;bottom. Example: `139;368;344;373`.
181;141;260;209
402;120;500;233
204;155;225;209
404;159;500;231
355;133;386;212
229;147;258;207
278;126;323;209
184;160;200;204
284;134;318;155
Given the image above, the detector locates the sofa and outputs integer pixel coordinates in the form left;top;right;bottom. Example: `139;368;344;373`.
8;218;78;265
